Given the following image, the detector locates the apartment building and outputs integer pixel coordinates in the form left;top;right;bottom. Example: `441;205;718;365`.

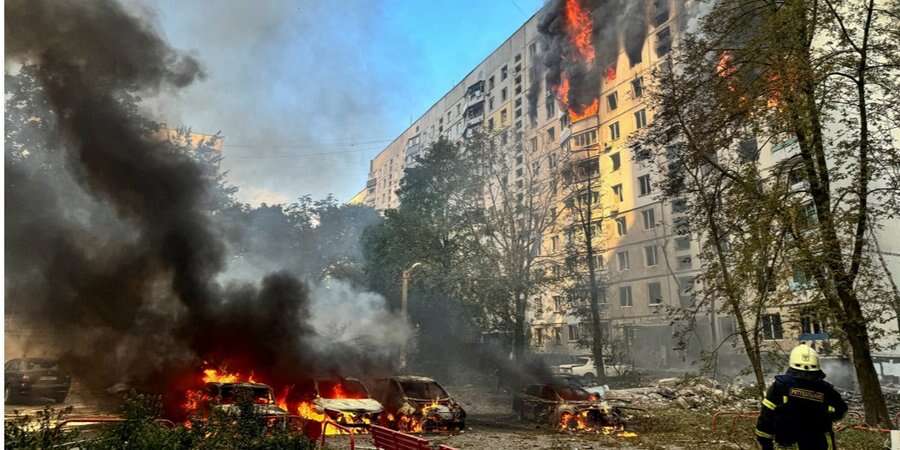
357;2;711;372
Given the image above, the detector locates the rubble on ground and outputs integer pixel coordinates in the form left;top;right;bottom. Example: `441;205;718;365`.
605;376;758;411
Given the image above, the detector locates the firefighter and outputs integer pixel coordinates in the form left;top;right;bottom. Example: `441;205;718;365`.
755;344;848;450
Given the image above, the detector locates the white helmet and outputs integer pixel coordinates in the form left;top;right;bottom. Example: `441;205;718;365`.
789;344;820;371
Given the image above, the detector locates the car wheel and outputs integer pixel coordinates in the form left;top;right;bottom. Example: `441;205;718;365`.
582;373;596;384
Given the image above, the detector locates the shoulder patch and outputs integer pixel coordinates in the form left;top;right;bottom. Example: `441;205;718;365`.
789;387;825;402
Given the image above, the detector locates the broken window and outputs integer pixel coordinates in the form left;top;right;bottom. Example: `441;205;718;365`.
501;65;508;80
761;314;784;340
609;121;621;141
642;208;656;229
612;184;624;202
489;75;495;91
656;27;671;56
648;282;663;305
546;97;556;118
638;174;652;196
644;245;658;267
616;250;630;271
619;286;633;307
635;109;648;129
632;77;644;98
610;152;621;171
607;91;618;111
547;127;556;142
616;217;628;236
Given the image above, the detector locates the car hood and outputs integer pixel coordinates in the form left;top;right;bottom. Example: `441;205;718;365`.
317;398;383;413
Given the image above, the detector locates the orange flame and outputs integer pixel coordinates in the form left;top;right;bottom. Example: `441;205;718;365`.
559;410;636;437
564;0;595;64
556;77;599;122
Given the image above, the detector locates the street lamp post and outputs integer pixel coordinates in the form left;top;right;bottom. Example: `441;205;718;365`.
400;262;424;370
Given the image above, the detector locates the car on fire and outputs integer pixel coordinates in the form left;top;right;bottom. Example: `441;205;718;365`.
370;375;466;432
5;358;71;404
512;382;625;431
300;377;383;433
202;381;287;417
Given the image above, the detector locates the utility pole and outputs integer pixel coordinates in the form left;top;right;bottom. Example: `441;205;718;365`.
400;262;424;370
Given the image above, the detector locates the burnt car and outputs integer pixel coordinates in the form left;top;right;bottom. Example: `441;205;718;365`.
5;358;71;404
370;376;466;432
512;383;625;431
299;377;383;433
203;381;287;417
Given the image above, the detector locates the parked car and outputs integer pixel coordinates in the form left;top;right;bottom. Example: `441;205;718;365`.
555;356;631;382
369;375;466;432
202;381;287;417
512;383;624;430
5;358;71;404
298;377;383;435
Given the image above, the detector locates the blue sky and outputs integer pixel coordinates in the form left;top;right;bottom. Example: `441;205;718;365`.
132;0;543;204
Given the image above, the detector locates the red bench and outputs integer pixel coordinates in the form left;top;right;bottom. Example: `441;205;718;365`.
369;425;459;450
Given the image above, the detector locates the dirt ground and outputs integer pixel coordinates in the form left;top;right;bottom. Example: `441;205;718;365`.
323;384;889;450
5;382;888;449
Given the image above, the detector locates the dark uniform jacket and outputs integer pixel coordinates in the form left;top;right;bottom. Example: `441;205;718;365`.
755;369;847;450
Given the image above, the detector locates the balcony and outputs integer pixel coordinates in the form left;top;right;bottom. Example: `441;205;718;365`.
366;178;377;188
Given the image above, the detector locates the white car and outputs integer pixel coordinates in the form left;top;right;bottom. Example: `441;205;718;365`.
556;356;630;382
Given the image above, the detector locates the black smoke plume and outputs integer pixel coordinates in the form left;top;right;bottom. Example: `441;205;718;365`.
6;0;392;418
529;0;659;119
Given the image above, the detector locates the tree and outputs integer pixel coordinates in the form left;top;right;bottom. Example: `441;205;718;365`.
555;142;609;382
637;0;899;425
464;129;561;362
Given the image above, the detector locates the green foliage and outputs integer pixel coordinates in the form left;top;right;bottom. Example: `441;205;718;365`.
4;393;314;450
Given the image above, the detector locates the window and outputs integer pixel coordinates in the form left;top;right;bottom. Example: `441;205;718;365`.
532;161;540;176
568;324;579;341
529;42;537;58
619;286;633;307
547;127;556;142
552;265;561;279
606;91;618;111
675;236;691;251
612;184;624;202
671;198;688;213
615;216;627;236
549;152;558;169
489;96;495;110
648;281;662;305
616;250;630;270
635;109;648;129
554;295;563;312
791;269;813;291
678;276;695;307
501;87;508;101
515;53;522;62
656;27;671;57
632;77;644;97
530;137;538;153
501;65;508;80
535;328;544;346
488;118;494;130
644;245;658;266
800;309;826;335
573;129;597;147
677;255;693;270
553;327;562;345
501;109;508;125
592;253;604;269
488;75;495;91
546;97;556;118
551;236;559;251
610;152;621;171
638;174;652;196
642;208;656;230
761;313;784;340
515;108;522;118
609;121;621;141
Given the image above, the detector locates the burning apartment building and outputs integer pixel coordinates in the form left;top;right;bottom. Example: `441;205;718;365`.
357;0;900;378
359;0;708;372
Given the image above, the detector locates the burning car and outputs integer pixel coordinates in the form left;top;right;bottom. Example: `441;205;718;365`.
370;376;466;432
513;383;628;433
296;377;383;434
5;358;71;404
196;381;288;418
